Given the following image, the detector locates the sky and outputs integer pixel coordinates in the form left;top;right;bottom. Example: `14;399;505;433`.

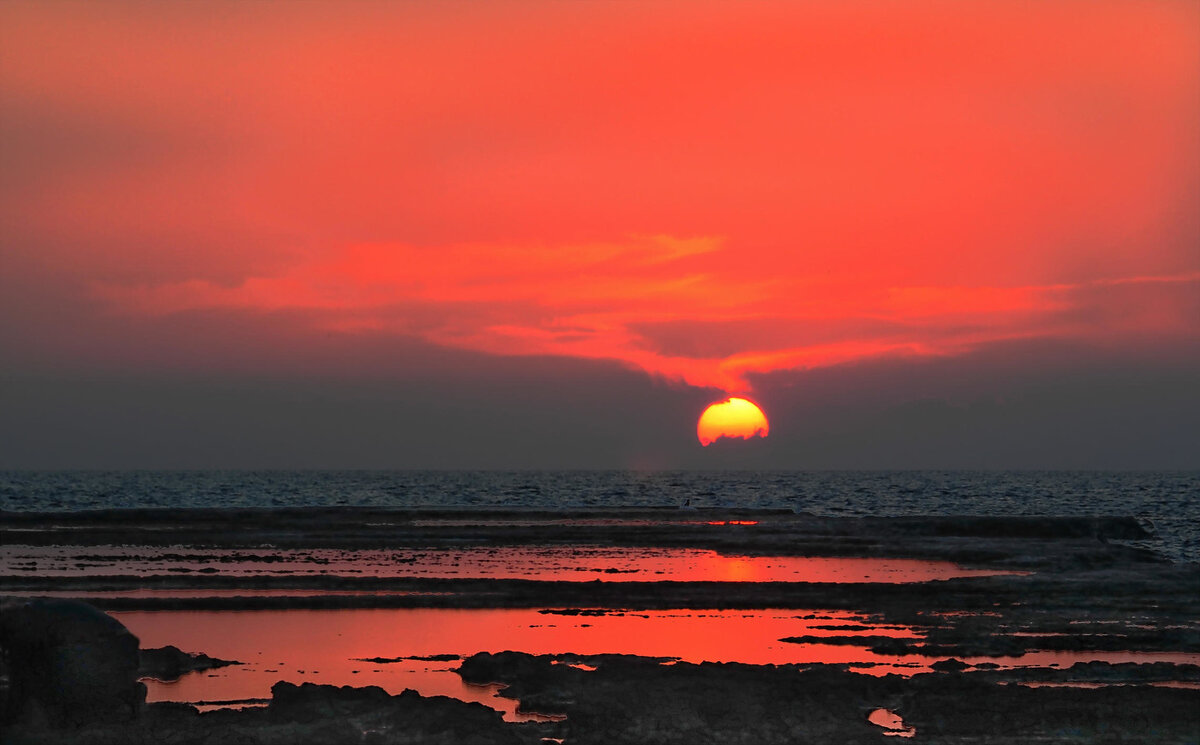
2;0;1198;469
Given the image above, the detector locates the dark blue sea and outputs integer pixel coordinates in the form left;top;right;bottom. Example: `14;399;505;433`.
1;471;1197;562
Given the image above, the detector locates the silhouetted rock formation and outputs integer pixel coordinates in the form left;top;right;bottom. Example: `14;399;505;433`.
458;651;1200;744
0;598;144;728
270;680;522;742
2;680;529;745
138;645;242;681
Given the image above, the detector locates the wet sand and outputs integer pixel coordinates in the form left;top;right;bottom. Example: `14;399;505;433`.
2;507;1198;743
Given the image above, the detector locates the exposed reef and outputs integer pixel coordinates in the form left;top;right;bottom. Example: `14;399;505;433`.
354;654;463;664
2;509;1198;743
457;651;1200;744
4;648;1198;744
0;509;1156;569
2;682;528;745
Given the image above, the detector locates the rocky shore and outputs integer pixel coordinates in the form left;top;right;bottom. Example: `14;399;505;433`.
2;508;1198;742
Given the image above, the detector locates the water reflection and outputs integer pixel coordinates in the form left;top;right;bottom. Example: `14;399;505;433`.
117;608;914;719
868;708;916;737
117;608;1200;721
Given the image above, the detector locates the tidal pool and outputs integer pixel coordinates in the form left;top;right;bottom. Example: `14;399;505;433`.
115;607;1200;722
117;607;917;719
869;708;917;737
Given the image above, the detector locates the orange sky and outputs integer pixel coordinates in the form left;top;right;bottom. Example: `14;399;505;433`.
3;0;1198;394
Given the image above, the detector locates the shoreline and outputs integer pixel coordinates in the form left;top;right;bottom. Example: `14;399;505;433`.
2;508;1198;742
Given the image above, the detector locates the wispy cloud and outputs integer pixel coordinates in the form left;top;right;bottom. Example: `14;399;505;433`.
94;236;1200;391
4;1;1198;393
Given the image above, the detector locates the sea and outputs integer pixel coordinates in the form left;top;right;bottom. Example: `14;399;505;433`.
1;470;1197;562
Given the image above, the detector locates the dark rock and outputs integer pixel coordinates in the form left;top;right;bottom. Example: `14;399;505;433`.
354;653;461;663
268;682;524;743
138;644;242;681
2;683;529;744
903;673;1200;741
931;658;969;672
460;652;894;744
0;598;144;727
777;633;927;657
269;680;392;723
869;636;917;655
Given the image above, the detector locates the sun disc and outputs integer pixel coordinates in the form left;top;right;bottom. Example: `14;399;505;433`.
697;397;769;446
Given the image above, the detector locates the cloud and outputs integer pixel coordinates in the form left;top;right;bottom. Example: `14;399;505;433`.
4;0;1199;397
92;231;1200;392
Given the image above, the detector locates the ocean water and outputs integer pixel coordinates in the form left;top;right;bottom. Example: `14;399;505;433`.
1;470;1197;561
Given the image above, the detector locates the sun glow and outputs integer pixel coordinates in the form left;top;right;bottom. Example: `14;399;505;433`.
697;397;769;446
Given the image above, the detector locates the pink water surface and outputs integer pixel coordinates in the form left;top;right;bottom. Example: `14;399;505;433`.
116;607;1200;722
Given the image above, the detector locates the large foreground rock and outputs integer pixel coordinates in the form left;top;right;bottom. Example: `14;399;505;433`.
0;598;144;727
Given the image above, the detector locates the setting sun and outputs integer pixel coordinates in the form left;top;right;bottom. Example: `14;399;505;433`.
697;397;770;447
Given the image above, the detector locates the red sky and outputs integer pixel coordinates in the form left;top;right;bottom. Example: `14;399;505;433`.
2;1;1198;467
